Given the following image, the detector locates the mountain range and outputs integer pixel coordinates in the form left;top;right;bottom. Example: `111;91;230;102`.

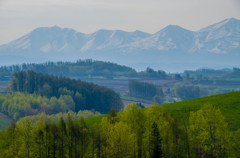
0;18;239;72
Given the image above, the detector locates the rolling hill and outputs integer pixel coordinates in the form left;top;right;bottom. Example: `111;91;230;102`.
84;91;240;131
1;91;239;132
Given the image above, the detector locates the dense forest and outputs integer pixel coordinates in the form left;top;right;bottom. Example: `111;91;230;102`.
183;68;240;80
0;60;169;81
1;60;239;82
1;60;240;104
0;92;100;121
184;68;231;77
0;103;239;158
138;67;168;79
173;85;208;100
128;80;164;103
8;71;123;114
23;110;101;125
0;92;74;120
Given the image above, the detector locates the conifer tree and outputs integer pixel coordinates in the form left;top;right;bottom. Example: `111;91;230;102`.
59;117;66;158
108;107;117;124
150;122;163;158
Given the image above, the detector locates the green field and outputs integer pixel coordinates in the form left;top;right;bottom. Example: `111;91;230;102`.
1;92;240;131
120;94;152;102
161;92;240;130
86;92;240;131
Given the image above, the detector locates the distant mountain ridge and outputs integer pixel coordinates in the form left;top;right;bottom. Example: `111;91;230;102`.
0;18;239;72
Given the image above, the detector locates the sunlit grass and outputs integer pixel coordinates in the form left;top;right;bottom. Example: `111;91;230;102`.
86;92;240;131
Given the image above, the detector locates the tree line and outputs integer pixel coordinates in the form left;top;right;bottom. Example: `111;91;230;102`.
9;71;123;114
0;92;75;120
0;103;238;158
128;80;164;104
173;85;208;100
0;92;100;121
128;81;210;103
24;111;101;125
0;59;137;80
228;68;240;78
0;59;170;81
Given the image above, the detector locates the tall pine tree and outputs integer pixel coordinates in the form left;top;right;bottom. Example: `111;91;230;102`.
150;122;163;158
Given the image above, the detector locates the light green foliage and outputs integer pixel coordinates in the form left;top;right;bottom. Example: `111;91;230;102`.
60;95;75;111
230;129;240;157
9;71;123;114
0;92;239;158
31;116;45;158
49;97;67;113
162;91;240;131
145;105;174;157
101;117;134;158
0;121;20;158
121;103;145;158
188;104;230;157
0;92;83;121
9;76;18;92
122;103;145;133
19;110;100;125
17;118;33;158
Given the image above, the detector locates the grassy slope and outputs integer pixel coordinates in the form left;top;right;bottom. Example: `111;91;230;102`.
162;92;240;130
1;92;239;131
85;92;240;131
0;112;12;130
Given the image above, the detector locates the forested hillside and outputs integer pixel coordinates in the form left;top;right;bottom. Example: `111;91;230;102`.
0;92;239;157
128;80;164;104
0;93;100;122
0;59;170;81
0;60;139;81
9;71;123;114
1;60;240;105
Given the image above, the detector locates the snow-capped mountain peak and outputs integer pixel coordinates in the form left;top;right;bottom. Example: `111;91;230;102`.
0;18;239;71
194;18;240;54
199;17;240;32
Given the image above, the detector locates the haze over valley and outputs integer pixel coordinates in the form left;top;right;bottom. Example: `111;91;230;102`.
0;18;239;72
0;1;240;157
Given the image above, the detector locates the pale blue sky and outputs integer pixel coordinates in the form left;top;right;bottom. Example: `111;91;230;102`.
0;0;239;44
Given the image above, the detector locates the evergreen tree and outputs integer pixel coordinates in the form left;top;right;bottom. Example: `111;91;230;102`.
59;117;66;158
10;71;123;114
150;122;163;158
108;107;117;124
50;124;59;158
66;114;74;158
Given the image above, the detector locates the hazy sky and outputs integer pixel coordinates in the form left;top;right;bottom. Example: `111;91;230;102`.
0;0;239;44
